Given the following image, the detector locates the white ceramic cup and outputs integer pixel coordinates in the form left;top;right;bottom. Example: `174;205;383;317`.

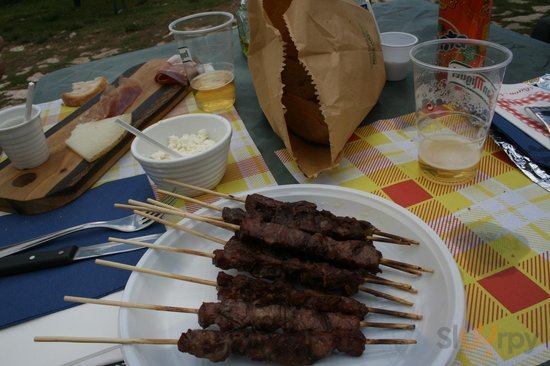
0;104;49;169
380;32;418;81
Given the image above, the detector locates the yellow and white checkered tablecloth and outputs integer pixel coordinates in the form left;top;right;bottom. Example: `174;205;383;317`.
277;112;550;365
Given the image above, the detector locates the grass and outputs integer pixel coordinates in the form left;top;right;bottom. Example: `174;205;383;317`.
493;0;550;34
0;0;547;108
0;0;238;107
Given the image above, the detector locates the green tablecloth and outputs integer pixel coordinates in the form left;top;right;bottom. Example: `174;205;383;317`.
33;0;550;185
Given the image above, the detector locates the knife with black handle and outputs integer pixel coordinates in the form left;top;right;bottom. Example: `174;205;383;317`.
0;233;161;276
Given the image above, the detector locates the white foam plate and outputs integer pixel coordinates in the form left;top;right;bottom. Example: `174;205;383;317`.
119;184;465;366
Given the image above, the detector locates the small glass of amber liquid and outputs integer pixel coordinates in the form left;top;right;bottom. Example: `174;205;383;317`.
169;12;236;113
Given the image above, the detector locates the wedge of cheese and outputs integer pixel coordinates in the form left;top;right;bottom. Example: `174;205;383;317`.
65;113;131;162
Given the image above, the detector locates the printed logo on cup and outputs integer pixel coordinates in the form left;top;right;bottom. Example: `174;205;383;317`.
448;61;497;109
178;46;193;63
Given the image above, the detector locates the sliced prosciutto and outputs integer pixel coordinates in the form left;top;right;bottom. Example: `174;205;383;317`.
75;77;142;123
155;55;190;86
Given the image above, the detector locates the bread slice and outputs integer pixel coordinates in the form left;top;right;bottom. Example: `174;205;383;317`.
65;113;131;162
62;77;108;107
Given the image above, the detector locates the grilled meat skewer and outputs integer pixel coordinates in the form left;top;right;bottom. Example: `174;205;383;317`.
199;299;362;332
123;200;432;275
214;238;413;305
157;185;418;244
94;253;423;319
63;295;415;331
178;328;367;364
127;203;430;275
217;272;368;318
214;237;364;295
36;330;415;366
238;215;383;273
216;272;420;319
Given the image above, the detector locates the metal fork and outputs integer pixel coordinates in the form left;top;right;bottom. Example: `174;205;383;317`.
0;195;176;259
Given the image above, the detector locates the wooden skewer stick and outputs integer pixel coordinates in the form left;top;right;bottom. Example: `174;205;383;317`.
133;211;226;245
164;179;246;203
367;307;422;320
359;287;413;307
34;336;178;345
64;296;199;314
115;203;148;211
157;189;223;212
146;198;226;225
364;275;417;294
109;237;214;258
96;259;217;287
117;203;184;220
366;339;417;345
130;200;238;230
35;336;416;345
380;258;434;273
373;230;419;245
64;295;414;330
134;210;424;279
95;259;423;320
129;199;188;218
379;261;422;276
116;201;219;221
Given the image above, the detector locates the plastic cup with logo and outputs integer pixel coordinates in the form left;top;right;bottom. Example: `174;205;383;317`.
0;104;49;169
169;12;235;113
409;39;512;184
380;32;418;81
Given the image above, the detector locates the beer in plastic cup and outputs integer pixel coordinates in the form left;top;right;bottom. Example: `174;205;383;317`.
410;39;512;184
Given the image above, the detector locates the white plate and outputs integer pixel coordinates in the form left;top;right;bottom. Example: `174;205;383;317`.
119;184;465;366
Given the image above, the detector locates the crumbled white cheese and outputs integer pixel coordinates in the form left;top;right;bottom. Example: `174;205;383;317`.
150;129;215;160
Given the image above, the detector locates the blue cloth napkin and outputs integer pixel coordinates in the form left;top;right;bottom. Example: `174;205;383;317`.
0;174;165;329
492;112;550;171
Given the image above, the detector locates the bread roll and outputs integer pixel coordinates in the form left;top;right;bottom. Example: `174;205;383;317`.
62;77;108;107
65;113;131;162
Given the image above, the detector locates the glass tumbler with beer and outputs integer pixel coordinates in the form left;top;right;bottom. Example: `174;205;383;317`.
169;12;235;113
409;39;512;184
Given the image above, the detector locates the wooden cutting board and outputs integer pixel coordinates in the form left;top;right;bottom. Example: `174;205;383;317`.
0;59;191;214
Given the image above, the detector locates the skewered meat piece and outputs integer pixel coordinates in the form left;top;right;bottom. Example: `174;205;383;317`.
238;216;382;273
233;193;376;241
222;204;375;242
178;328;365;364
198;299;361;332
216;272;369;318
221;206;246;224
213;237;364;295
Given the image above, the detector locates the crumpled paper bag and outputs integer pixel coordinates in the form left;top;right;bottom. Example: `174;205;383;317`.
248;0;385;177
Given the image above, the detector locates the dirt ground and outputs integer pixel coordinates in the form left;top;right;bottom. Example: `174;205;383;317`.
0;0;548;109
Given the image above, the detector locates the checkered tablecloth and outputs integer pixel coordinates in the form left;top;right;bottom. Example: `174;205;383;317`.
277;112;550;365
19;93;278;201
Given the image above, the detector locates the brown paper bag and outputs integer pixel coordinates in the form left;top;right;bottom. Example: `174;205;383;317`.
248;0;385;177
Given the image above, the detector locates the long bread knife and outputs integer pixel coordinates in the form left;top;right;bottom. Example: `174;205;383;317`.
0;233;161;277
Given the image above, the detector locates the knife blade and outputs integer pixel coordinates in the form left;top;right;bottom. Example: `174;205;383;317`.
0;233;161;277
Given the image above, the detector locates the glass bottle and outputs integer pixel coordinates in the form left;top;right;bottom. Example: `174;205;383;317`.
437;0;492;67
438;0;492;41
236;0;250;57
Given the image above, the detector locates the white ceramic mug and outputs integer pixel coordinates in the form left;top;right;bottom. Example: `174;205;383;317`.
0;104;49;169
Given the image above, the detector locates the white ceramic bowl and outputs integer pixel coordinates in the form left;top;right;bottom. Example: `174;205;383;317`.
131;113;232;196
